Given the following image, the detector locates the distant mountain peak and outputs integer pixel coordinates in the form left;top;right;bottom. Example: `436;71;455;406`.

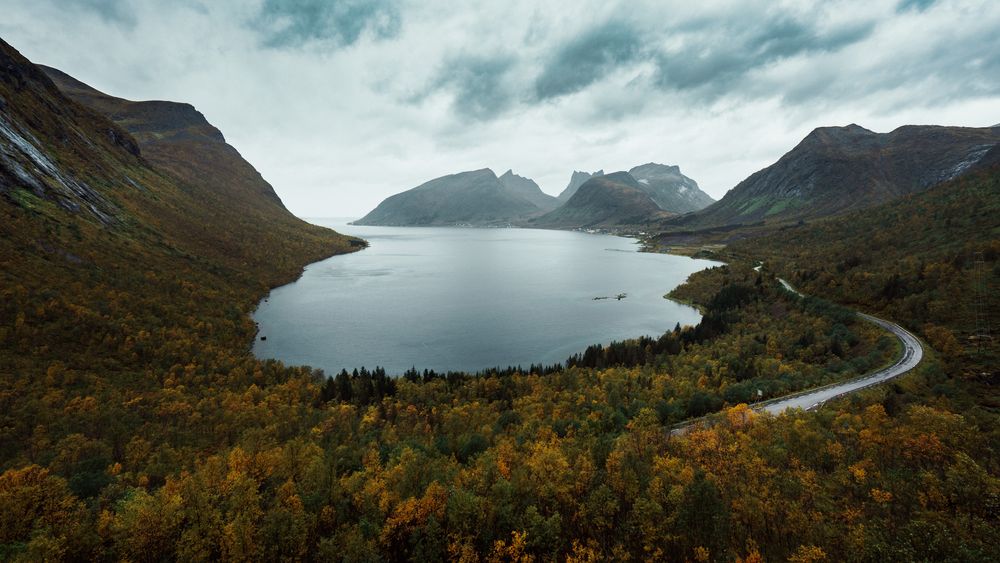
601;171;638;184
632;162;681;173
557;169;605;202
497;168;558;211
356;167;555;226
533;172;670;229
626;163;715;213
499;168;532;181
804;123;876;143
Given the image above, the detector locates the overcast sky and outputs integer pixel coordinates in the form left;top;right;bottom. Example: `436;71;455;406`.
1;0;998;217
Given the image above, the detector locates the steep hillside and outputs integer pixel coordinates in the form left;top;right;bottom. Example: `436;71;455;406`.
1;35;358;470
556;169;604;202
744;165;1000;351
38;65;346;278
670;124;1000;228
498;169;558;211
354;168;545;226
531;171;671;229
628;162;714;213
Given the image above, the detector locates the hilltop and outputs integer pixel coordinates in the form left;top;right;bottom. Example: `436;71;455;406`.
666;124;1000;229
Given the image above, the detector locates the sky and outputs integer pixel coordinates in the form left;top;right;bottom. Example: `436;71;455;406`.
1;0;998;217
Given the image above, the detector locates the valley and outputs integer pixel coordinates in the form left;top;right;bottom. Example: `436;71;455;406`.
1;12;999;562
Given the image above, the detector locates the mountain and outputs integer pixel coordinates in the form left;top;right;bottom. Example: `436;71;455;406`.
41;65;286;209
354;168;547;226
627;163;714;213
498;169;558;211
745;158;999;350
531;171;671;229
33;63;361;283
668;124;1000;229
1;36;358;371
557;169;604;202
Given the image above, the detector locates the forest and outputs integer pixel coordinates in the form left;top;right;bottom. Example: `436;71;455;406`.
5;175;999;561
2;17;998;561
0;39;996;558
2;154;998;560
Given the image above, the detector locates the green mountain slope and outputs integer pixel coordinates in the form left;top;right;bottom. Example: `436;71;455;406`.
671;124;1000;229
37;65;349;278
0;35;359;456
743;165;1000;350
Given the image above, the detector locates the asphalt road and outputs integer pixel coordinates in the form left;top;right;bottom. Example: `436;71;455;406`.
759;311;924;414
672;277;924;432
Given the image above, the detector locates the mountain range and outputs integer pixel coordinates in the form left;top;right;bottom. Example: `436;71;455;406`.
357;123;999;233
357;163;714;228
353;168;552;226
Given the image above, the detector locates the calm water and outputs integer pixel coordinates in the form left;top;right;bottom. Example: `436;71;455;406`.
253;220;715;374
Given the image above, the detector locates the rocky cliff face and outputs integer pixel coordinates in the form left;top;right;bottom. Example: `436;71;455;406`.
557;169;604;202
0;42;142;225
627;163;714;213
669;124;1000;228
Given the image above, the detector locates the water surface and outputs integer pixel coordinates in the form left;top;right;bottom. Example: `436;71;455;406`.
253;220;715;374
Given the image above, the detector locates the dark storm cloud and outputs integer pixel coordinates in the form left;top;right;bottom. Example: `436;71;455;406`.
533;20;645;100
897;0;937;12
434;55;517;120
254;0;401;48
654;16;874;96
473;12;876;113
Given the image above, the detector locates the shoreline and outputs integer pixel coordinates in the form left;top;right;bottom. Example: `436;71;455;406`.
250;224;714;376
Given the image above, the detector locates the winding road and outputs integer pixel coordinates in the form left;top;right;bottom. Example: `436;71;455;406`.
758;310;923;414
672;276;924;432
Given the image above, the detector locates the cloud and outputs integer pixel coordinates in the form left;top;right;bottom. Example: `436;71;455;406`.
654;14;874;97
534;20;645;100
0;0;997;216
897;0;937;12
432;54;517;120
63;0;137;26
253;0;401;48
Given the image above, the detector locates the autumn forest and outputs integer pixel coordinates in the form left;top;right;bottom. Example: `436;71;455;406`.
1;12;999;563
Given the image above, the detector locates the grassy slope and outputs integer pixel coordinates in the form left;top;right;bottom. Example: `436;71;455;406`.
741;166;1000;352
0;38;359;464
666;124;1000;230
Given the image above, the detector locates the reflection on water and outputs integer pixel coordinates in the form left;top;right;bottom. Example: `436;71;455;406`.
253;220;717;374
